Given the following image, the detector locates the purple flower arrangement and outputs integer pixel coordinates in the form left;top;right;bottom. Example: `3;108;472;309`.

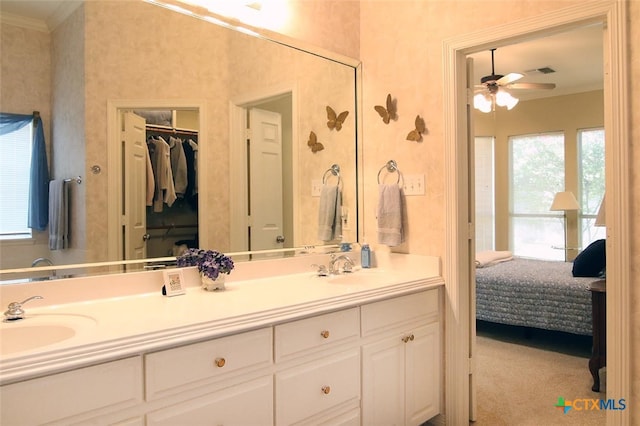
176;248;234;280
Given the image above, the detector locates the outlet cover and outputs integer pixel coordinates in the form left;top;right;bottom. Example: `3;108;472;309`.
403;174;425;196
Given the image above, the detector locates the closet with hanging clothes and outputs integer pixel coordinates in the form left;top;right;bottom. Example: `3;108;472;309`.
136;109;199;258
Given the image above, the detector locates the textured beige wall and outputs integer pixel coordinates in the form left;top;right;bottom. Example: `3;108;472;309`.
51;5;86;265
0;24;52;268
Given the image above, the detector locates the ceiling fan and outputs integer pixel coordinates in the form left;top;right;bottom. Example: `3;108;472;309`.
474;48;556;112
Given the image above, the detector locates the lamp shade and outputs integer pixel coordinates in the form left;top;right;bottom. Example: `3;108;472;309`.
594;194;605;226
550;191;580;211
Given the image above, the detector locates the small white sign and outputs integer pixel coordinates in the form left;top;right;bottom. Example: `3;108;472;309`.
163;270;186;296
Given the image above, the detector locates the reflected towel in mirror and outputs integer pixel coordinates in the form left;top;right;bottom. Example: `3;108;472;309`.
377;183;404;247
318;185;342;241
48;179;69;250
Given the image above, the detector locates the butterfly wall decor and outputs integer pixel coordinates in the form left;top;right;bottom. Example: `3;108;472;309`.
374;93;397;124
326;106;349;131
406;115;426;142
307;131;324;153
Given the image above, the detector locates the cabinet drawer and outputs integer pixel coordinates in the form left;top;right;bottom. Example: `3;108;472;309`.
145;327;272;400
0;357;142;425
275;307;359;361
361;290;438;336
276;349;360;425
147;375;273;426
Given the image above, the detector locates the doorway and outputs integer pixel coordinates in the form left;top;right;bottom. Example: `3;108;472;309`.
229;84;297;254
442;2;630;424
106;100;208;263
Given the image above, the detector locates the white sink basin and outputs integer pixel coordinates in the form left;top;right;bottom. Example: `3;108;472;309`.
0;314;97;355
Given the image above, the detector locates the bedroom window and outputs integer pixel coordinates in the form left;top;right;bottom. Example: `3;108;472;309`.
0;123;33;239
475;136;495;251
509;132;565;261
578;128;605;246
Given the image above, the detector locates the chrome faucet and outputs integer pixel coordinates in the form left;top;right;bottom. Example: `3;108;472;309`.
329;254;355;274
3;296;44;322
31;257;56;279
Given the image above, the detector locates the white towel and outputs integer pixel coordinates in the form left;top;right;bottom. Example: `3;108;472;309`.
48;179;68;250
377;183;404;247
475;250;513;267
317;185;342;241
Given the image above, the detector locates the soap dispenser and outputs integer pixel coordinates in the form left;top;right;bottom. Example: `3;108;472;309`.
361;244;371;268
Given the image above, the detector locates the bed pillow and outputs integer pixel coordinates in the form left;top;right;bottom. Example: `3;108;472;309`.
572;239;606;277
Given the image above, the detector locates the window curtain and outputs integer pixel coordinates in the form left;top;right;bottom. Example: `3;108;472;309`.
0;112;50;231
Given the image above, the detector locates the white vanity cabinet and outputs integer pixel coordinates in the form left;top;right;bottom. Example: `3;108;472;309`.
361;290;441;426
0;272;442;426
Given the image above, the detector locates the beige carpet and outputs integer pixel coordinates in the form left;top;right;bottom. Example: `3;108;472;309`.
472;323;607;426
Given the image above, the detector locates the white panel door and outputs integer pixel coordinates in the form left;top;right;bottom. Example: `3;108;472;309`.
249;108;284;251
122;112;147;261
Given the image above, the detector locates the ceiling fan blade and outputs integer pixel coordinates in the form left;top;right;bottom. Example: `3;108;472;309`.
497;73;523;85
508;82;557;90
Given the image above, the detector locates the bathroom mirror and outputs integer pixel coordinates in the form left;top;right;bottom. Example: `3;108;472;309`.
0;0;361;282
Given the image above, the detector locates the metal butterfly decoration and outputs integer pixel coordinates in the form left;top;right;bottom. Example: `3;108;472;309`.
326;106;349;131
374;93;397;124
307;131;324;153
406;115;426;142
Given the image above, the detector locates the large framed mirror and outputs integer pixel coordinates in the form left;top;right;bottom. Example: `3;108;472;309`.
0;0;361;282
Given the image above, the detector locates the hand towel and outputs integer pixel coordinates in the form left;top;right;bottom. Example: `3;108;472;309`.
318;184;342;241
48;179;68;250
377;183;404;247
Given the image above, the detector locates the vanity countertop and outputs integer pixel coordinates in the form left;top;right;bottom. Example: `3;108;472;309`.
0;253;443;385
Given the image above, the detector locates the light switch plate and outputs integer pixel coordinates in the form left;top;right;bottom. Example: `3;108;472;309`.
403;174;425;196
311;179;322;197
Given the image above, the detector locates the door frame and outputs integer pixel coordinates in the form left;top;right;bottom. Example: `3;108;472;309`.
229;82;298;253
443;2;629;424
106;100;208;262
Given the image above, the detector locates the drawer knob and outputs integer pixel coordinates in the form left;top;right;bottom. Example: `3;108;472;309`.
321;385;331;394
214;357;226;368
320;330;330;339
402;334;415;343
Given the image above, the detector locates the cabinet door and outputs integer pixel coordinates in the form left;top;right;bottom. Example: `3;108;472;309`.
362;336;405;426
405;323;440;426
146;375;273;426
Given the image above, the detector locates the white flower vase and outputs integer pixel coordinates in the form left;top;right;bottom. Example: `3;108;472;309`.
201;273;226;291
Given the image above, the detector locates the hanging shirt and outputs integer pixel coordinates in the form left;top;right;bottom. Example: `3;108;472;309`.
169;136;188;197
150;136;176;212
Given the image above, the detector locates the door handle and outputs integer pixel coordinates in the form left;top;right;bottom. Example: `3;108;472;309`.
143;233;151;241
276;235;285;243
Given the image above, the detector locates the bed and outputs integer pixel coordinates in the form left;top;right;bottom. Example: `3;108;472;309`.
475;257;595;336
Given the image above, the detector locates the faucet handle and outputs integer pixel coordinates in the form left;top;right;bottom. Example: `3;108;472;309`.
311;264;329;277
4;295;43;321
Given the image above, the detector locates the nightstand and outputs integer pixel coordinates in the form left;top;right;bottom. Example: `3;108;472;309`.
588;279;606;392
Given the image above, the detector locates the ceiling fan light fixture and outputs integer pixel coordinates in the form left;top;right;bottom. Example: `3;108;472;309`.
495;89;519;110
473;93;492;113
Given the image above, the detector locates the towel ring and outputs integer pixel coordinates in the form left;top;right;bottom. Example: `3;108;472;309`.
63;176;82;184
377;160;401;184
322;164;342;186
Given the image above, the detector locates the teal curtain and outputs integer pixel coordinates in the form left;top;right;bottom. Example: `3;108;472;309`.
0;112;50;231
